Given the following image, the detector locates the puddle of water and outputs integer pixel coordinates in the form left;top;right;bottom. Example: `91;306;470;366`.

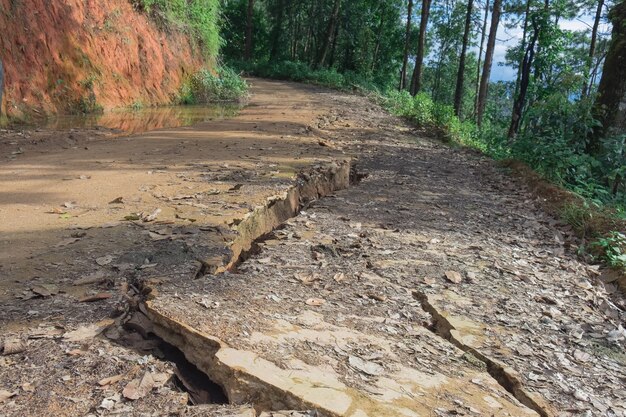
36;104;241;134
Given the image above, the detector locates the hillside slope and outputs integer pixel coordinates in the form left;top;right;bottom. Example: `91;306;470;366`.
0;0;209;117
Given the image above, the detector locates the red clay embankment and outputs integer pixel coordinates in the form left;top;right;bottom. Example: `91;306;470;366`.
0;0;207;117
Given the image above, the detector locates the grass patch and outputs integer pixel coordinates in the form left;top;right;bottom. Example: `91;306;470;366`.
179;66;248;104
131;0;220;59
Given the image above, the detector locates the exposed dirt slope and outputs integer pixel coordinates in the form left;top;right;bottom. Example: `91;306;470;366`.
0;0;206;117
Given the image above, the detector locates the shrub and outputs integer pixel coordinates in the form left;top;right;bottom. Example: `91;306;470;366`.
180;66;248;104
591;232;626;269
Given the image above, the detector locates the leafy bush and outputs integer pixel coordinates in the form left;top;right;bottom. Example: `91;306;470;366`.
382;90;414;118
180;66;248;104
230;60;384;92
591;232;626;269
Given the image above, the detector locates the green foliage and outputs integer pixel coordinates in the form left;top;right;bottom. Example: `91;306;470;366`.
132;0;220;58
232;59;380;92
560;201;595;236
591;232;626;269
381;90;482;148
180;67;248;104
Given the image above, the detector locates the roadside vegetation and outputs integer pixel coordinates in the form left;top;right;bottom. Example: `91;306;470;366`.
223;0;626;272
179;66;249;104
131;0;249;104
132;0;221;58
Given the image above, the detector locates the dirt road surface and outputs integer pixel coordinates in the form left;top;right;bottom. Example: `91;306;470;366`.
0;79;625;417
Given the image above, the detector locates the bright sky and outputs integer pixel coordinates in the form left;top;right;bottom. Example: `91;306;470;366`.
490;13;612;81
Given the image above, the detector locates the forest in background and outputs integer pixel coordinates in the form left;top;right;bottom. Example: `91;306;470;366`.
218;0;626;266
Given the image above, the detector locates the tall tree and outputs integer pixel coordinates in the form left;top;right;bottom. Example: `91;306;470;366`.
474;0;490;116
399;0;414;90
410;0;432;95
454;0;475;116
513;0;533;100
318;0;342;67
244;0;255;60
508;0;555;138
0;59;3;118
269;0;286;61
372;5;388;72
589;0;626;153
582;0;605;97
476;0;502;125
508;13;540;137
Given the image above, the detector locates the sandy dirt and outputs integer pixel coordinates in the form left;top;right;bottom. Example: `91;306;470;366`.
1;79;625;417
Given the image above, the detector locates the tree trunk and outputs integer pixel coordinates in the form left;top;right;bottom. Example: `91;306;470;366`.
410;0;432;96
372;9;386;73
317;0;341;68
399;0;414;90
589;0;626;153
476;0;502;126
0;60;4;117
453;0;474;117
269;0;285;61
303;2;315;58
329;23;340;67
582;0;605;98
474;0;490;116
508;20;540;138
514;0;532;100
244;0;255;60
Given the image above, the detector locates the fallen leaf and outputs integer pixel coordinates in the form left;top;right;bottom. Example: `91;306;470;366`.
63;319;114;342
2;338;26;355
96;255;114;266
46;207;67;215
444;270;463;284
98;374;124;386
573;349;592;363
79;292;112;303
305;297;325;306
73;271;107;286
29;326;64;339
348;355;384;376
31;284;59;297
423;276;437;285
333;272;346;282
142;208;161;222
151;372;170;388
0;389;16;402
55;237;81;247
295;272;320;285
99;393;120;410
367;293;387;302
148;231;170;241
123;372;156;400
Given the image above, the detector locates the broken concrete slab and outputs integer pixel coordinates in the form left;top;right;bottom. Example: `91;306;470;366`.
146;283;537;416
